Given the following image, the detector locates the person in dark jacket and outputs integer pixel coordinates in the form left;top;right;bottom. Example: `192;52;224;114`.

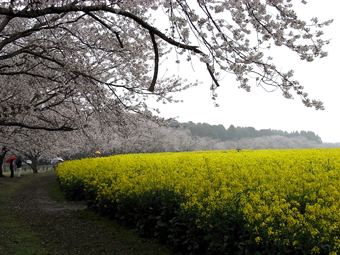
15;155;23;178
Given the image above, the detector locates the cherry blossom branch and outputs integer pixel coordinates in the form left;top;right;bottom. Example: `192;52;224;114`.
148;31;159;92
85;11;124;48
0;5;203;53
0;120;74;131
0;0;332;133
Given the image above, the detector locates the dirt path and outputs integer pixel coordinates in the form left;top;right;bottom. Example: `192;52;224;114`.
8;173;174;255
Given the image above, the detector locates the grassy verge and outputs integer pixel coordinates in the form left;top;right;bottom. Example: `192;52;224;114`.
49;172;178;255
0;172;52;255
0;171;177;255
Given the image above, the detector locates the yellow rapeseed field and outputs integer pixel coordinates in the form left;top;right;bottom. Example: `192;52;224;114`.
57;149;340;254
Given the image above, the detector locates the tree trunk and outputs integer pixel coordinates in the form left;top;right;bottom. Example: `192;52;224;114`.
0;146;8;177
0;158;4;177
32;157;39;173
23;151;40;174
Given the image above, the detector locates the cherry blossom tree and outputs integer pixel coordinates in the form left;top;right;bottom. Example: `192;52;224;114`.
0;0;332;132
2;119;323;171
0;126;20;176
11;130;62;172
1;128;55;172
0;124;92;172
109;120;197;154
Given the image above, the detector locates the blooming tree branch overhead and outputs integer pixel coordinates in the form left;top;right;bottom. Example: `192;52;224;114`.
0;0;332;131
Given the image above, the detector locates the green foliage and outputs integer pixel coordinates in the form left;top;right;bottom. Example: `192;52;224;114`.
59;176;87;201
175;121;323;143
83;189;285;254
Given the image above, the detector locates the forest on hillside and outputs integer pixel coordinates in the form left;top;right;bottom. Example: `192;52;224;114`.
170;121;322;144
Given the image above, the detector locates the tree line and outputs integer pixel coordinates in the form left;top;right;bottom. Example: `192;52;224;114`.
171;121;323;144
0;116;329;176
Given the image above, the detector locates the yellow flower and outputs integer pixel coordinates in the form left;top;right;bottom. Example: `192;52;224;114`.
255;236;261;244
56;148;340;254
311;246;320;254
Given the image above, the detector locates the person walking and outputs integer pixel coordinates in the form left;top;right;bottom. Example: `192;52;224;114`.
15;155;23;178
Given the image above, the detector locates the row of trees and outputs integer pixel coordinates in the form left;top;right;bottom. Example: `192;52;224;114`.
173;121;322;143
0;1;334;175
1;113;332;177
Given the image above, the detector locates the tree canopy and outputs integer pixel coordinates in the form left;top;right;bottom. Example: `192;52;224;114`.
0;0;333;131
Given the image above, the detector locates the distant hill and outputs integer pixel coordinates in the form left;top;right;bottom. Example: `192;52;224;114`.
170;121;322;144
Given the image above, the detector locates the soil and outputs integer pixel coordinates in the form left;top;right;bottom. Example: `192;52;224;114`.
8;173;174;255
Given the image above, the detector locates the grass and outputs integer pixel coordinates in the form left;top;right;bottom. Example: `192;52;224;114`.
0;172;52;255
0;170;178;255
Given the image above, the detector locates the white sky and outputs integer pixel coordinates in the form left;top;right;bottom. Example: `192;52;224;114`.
150;1;340;143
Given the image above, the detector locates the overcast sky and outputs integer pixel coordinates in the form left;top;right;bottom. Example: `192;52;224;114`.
151;1;340;143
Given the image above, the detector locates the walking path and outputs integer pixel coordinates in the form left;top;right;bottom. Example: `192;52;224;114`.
4;172;174;255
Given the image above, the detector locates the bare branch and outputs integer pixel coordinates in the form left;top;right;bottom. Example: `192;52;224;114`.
85;11;124;48
0;119;75;131
148;31;159;92
206;64;220;87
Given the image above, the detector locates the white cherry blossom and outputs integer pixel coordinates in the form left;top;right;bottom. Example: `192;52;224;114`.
0;0;332;131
